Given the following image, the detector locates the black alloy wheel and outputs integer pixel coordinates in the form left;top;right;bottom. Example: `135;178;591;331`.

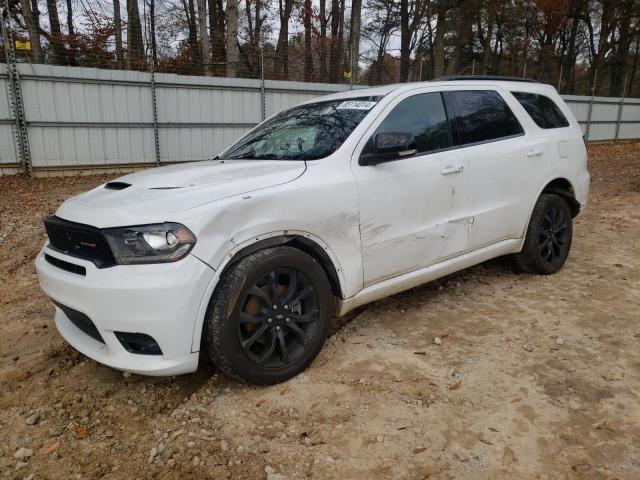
237;268;320;368
203;246;332;385
515;193;573;275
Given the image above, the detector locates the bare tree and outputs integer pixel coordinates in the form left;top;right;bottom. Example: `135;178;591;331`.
319;0;328;81
209;0;226;75
349;0;362;82
399;0;428;81
19;0;43;62
303;0;312;81
226;0;239;77
65;0;74;35
274;0;295;79
149;0;157;67
46;0;67;63
127;0;145;68
329;0;342;82
113;0;124;67
197;0;210;73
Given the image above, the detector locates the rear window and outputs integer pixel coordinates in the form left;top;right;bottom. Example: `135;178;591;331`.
444;90;524;146
511;92;570;129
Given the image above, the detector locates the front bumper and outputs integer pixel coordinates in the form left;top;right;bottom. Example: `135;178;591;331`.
35;246;215;376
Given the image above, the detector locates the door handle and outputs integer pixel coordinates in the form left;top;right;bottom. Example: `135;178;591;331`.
527;147;544;157
441;165;464;175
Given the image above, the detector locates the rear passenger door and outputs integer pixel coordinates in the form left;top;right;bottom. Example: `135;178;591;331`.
443;88;548;251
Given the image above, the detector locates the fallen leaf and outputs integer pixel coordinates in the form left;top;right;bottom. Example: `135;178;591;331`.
255;399;266;407
414;447;428;453
41;441;60;455
73;424;88;439
449;380;462;390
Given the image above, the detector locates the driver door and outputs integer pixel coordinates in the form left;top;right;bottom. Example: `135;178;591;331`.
352;91;470;286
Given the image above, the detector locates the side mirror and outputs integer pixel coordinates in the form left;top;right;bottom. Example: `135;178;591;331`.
359;132;417;166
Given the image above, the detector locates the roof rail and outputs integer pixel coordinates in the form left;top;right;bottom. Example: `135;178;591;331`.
432;75;539;84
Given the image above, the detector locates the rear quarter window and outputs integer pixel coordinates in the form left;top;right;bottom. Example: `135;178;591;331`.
511;92;570;129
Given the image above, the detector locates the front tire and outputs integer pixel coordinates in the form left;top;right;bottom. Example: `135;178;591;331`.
514;193;573;275
203;246;332;385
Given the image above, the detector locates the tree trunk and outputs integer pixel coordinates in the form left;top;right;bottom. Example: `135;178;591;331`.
319;0;327;81
226;0;238;77
609;0;632;96
197;0;210;74
433;5;446;77
349;0;362;83
303;0;313;81
182;0;200;72
274;0;294;79
20;0;43;62
209;0;226;76
399;0;409;81
65;0;74;35
565;14;579;93
126;0;145;69
591;0;613;95
149;0;158;67
113;0;124;68
329;0;341;82
46;0;67;63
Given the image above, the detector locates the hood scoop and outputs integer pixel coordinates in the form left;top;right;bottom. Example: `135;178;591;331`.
104;181;132;191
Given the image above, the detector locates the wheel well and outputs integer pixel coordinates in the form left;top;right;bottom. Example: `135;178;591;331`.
221;235;344;299
542;178;580;217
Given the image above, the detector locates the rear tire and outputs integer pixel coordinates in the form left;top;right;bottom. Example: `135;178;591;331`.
202;246;332;385
514;193;573;275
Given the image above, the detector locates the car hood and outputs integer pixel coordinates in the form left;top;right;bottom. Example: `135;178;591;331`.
56;159;307;228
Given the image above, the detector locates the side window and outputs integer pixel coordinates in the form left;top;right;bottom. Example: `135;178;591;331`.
511;91;570;129
370;92;452;154
445;90;524;146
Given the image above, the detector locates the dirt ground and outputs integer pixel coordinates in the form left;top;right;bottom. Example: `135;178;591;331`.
0;143;639;480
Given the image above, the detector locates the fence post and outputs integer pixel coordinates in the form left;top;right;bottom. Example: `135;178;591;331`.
260;47;266;121
614;73;628;143
1;3;31;175
585;69;597;142
149;67;161;166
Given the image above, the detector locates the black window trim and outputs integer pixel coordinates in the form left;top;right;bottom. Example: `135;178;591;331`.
442;89;526;150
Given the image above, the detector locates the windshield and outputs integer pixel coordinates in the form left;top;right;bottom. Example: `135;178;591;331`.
221;97;380;161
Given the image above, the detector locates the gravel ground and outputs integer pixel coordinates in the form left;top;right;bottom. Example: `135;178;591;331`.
1;143;639;480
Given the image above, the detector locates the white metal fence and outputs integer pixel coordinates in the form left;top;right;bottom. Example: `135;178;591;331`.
2;64;640;176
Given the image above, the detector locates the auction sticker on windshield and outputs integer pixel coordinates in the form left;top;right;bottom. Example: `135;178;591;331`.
336;100;377;110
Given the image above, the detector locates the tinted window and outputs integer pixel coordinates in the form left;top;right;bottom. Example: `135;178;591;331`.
445;90;523;145
512;92;570;129
370;93;451;154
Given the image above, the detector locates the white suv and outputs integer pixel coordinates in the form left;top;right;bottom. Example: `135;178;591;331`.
36;77;590;384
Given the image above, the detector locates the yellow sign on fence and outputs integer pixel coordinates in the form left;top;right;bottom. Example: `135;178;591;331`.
15;40;31;51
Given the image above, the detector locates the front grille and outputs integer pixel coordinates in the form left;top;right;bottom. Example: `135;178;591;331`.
52;300;105;344
44;216;116;268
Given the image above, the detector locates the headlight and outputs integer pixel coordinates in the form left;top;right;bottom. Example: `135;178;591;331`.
103;223;196;265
